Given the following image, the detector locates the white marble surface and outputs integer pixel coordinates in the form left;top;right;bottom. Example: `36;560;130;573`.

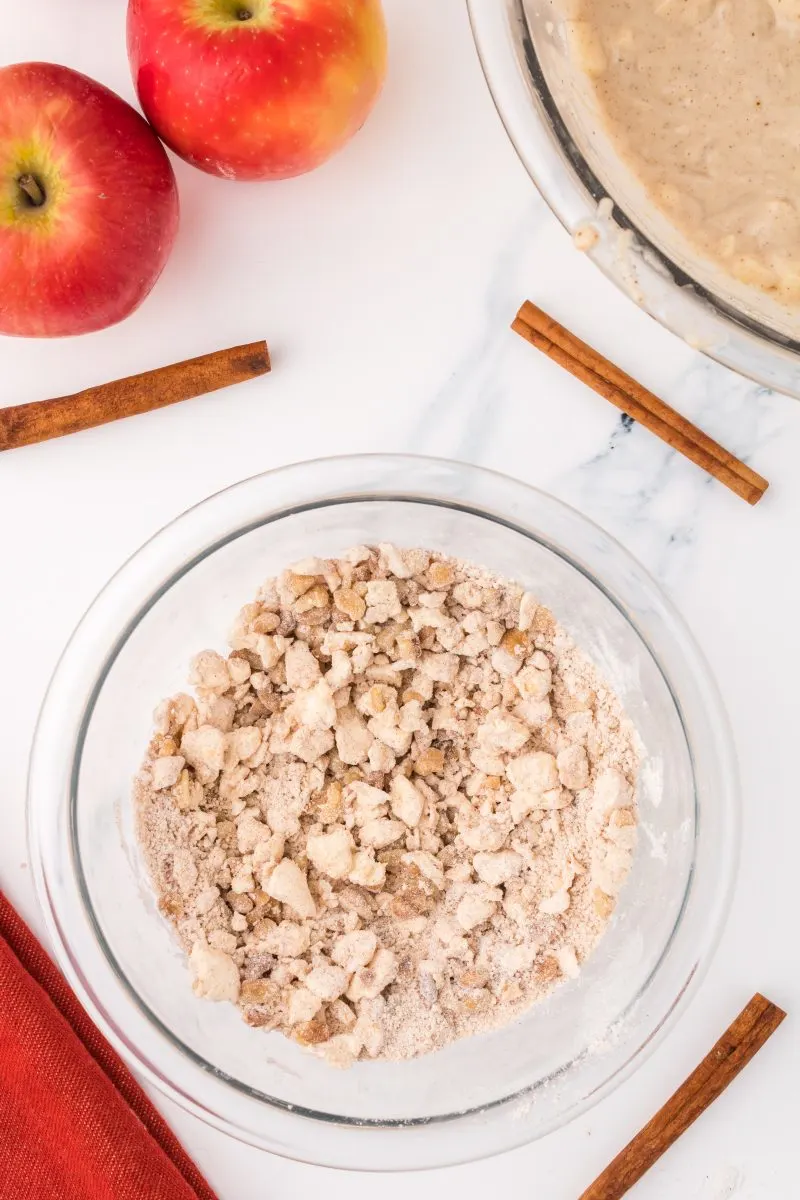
1;1;797;1196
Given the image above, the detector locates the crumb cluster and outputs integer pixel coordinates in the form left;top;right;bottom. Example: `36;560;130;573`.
136;545;639;1067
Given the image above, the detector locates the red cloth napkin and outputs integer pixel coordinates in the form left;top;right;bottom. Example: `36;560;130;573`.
0;890;219;1200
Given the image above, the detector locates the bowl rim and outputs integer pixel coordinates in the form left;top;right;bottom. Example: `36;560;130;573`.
27;453;741;1170
466;0;800;398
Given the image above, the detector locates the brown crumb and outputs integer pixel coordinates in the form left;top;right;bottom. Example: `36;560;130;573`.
136;545;641;1068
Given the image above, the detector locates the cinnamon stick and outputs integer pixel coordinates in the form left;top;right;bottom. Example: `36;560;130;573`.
0;340;271;452
512;301;768;506
579;994;786;1200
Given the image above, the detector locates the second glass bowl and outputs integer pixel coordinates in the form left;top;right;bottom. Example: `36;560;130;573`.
468;0;800;396
28;455;739;1170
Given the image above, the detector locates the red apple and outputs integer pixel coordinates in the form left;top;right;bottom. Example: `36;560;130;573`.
127;0;387;181
0;63;179;338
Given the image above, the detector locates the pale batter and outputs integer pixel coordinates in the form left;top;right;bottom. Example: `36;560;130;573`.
572;0;800;302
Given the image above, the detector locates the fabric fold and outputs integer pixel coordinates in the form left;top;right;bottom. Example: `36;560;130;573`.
0;890;218;1200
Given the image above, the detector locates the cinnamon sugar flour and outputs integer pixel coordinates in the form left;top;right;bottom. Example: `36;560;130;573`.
135;545;640;1067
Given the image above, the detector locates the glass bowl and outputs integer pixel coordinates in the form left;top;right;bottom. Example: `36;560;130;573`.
468;0;800;397
28;455;739;1170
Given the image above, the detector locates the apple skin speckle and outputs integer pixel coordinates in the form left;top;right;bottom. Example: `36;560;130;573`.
0;61;179;336
127;0;387;181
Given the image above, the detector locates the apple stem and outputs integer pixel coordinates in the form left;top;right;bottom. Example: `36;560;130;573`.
17;174;46;208
237;7;253;18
